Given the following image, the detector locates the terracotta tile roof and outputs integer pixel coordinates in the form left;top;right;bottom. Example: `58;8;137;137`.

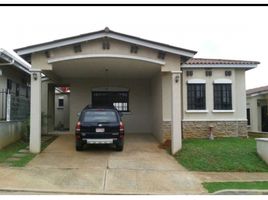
247;85;268;95
185;58;260;65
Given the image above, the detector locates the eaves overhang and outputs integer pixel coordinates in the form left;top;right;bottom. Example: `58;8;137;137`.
14;28;197;58
0;49;31;75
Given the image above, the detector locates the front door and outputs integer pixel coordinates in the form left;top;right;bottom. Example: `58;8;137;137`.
92;91;129;112
261;105;268;132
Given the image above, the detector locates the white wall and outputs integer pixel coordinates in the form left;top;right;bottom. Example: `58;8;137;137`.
54;93;70;130
0;121;23;149
67;78;153;134
162;72;172;122
247;93;268;132
151;71;163;141
182;68;247;121
256;138;268;165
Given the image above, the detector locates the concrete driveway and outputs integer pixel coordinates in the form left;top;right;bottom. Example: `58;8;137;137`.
0;134;205;194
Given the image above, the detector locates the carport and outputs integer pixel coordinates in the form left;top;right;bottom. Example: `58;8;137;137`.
14;28;197;154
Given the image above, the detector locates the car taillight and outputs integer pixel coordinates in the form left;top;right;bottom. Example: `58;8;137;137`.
75;121;81;132
120;121;124;132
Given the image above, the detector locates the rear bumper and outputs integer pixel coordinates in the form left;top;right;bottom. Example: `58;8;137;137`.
83;138;115;144
76;132;124;145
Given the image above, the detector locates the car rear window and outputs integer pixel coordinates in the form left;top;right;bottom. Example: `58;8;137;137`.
82;110;118;123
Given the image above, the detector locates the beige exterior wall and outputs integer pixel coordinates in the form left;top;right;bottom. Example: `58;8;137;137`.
41;80;56;134
31;38;181;72
182;68;247;121
31;37;182;140
54;93;70;130
181;68;248;138
66;78;153;134
151;71;163;141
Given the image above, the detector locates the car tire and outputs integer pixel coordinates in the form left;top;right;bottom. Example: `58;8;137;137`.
76;141;83;151
115;140;124;151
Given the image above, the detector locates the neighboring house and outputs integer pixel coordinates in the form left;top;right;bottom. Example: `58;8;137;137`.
0;48;30;149
14;27;259;154
247;85;268;133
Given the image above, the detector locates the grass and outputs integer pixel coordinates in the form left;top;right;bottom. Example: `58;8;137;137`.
0;140;28;163
0;135;57;167
203;181;268;193
174;137;268;172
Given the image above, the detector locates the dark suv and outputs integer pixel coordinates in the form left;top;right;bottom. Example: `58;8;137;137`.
75;105;124;151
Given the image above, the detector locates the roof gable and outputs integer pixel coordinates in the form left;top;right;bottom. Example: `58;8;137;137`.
14;27;197;58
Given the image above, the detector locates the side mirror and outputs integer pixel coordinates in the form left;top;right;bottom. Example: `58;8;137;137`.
77;112;81;117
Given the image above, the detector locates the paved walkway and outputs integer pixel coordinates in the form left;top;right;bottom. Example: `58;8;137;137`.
0;134;205;194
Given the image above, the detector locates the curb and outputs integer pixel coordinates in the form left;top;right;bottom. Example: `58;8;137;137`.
213;189;268;195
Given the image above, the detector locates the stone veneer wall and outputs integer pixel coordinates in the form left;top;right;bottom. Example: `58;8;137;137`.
182;121;248;139
162;121;172;142
161;120;248;141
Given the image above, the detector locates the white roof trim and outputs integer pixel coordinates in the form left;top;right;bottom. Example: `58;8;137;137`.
108;33;195;57
187;79;206;84
214;79;232;84
48;54;165;65
16;32;196;58
0;48;30;74
247;91;268;97
182;64;257;69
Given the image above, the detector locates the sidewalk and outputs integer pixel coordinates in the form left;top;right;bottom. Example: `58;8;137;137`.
193;172;268;182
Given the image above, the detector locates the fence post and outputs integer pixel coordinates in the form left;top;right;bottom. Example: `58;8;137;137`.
6;91;11;122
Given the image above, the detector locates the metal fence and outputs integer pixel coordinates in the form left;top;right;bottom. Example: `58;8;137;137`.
0;89;30;121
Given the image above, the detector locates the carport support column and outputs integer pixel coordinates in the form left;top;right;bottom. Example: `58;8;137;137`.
30;69;42;153
171;71;182;154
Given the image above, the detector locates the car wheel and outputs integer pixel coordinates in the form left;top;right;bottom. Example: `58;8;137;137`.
115;140;124;151
76;141;83;151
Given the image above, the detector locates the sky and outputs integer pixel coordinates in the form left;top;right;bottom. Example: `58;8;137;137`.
0;6;267;89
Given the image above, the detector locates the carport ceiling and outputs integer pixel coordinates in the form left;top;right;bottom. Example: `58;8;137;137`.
51;57;161;79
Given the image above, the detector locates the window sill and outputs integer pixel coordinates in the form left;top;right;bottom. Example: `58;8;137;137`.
57;107;64;109
186;110;208;113
212;110;235;113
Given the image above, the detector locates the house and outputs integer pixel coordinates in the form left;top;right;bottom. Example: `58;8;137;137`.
0;48;30;149
247;85;268;133
14;27;259;154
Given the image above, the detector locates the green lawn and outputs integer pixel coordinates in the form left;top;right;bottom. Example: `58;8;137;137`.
174;137;268;172
0;136;57;167
203;181;268;193
0;140;28;163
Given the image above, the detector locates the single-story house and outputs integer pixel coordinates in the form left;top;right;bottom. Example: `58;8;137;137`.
247;85;268;133
0;48;30;149
14;27;259;154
